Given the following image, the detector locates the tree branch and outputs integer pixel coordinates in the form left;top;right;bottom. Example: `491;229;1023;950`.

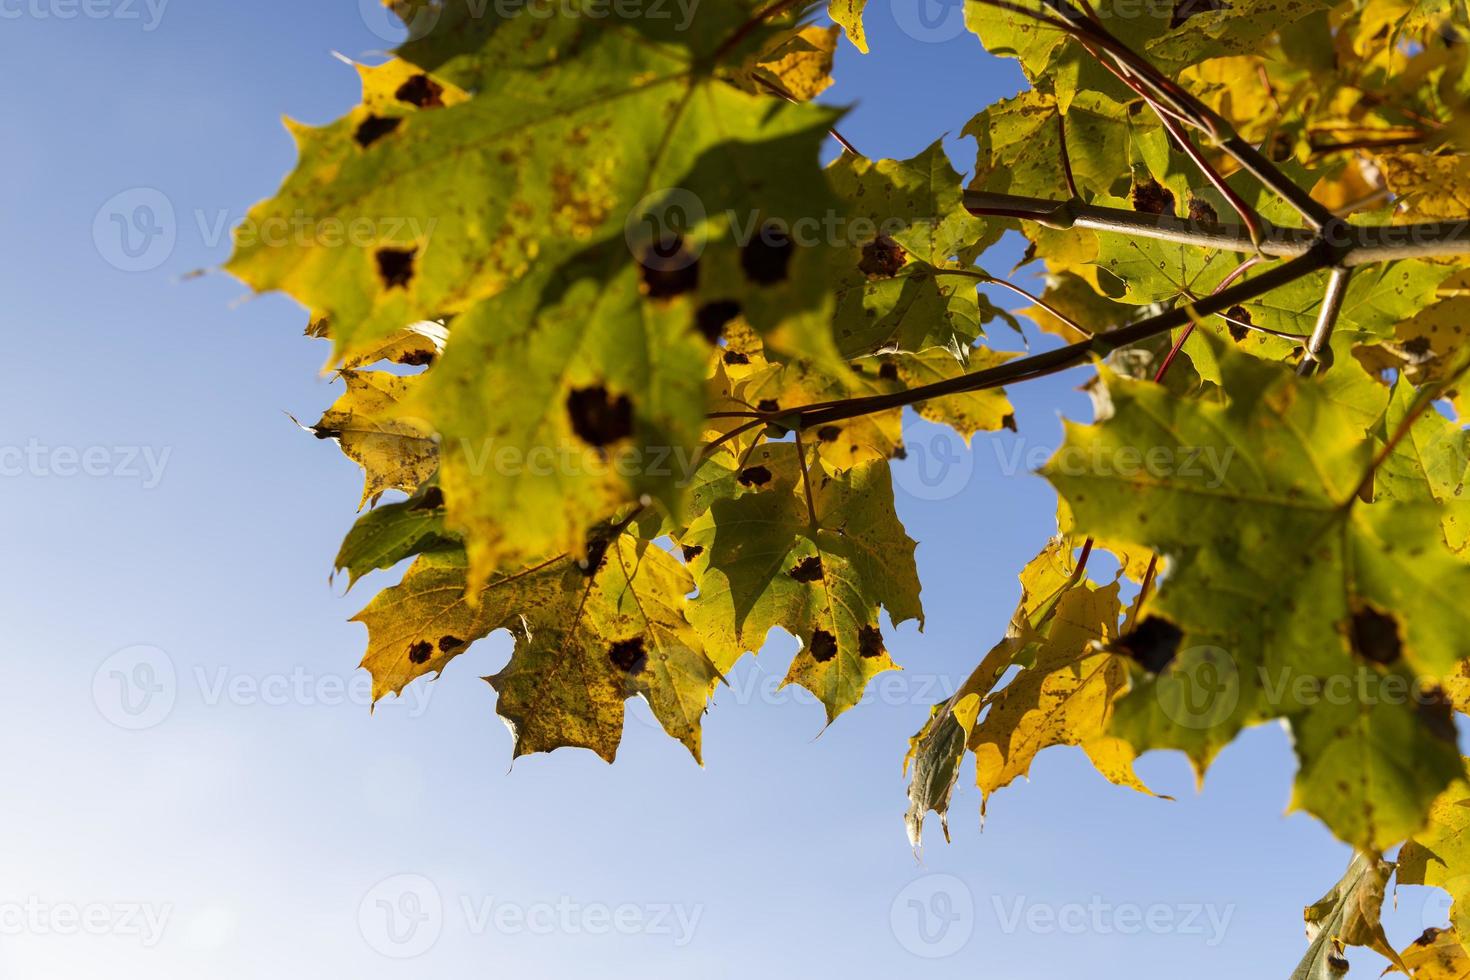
962;190;1470;265
788;250;1334;432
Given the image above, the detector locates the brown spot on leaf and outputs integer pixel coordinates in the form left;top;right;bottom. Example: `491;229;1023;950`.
376;247;417;289
741;223;794;285
608;638;648;675
695;300;740;344
438;635;464;653
395;74;445;108
1188;196;1219;224
1403;335;1432;358
878;361;899;381
681;544;704;562
1170;0;1230;28
1131;178;1176;217
397;349;435;367
638;240;699;299
722;350;750;366
858;625;884;659
1002;413;1018;432
738;465;772;487
1225;305;1253;342
580;533;612;577
1116;616;1183;673
354;115;402;148
1417;687;1458;742
816;425;841;443
859;235;907;279
1350;605;1402;665
757;399;781;414
566;386;633;447
790;556;824;583
408;640;433;665
809;630;838;663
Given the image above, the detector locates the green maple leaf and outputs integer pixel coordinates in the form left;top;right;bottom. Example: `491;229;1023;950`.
334;482;455;588
827;141;1003;357
1045;331;1470;849
1377;381;1470;557
683;452;923;723
354;531;721;763
229;2;846;370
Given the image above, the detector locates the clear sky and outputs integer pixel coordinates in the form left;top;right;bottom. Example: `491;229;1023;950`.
0;2;1450;977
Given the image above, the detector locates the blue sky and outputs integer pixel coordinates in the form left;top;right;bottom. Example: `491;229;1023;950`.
0;1;1449;977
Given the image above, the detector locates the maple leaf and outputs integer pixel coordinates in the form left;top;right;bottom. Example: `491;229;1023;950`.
354;531;721;763
1047;332;1470;849
683;452;922;723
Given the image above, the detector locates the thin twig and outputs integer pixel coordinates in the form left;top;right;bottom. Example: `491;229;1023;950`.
935;268;1094;338
794;430;820;532
1057;114;1080;200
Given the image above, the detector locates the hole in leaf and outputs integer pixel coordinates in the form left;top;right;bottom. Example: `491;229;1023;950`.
395;74;445;108
355;115;402;148
738;465;772;487
858;625;884;659
1116;616;1183;673
376;247;417;289
608;638;648;675
567;386;633;447
408;641;433;665
741;223;794;285
809;630;838;663
1350;605;1402;665
859;235;907;279
695;300;741;343
790;556;824;583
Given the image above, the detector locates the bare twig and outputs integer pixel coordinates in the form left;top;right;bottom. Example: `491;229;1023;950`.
1297;267;1352;377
